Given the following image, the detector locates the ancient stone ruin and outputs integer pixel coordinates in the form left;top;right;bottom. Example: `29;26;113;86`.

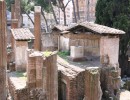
0;0;128;99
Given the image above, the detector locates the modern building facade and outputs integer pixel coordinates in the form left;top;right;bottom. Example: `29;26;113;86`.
73;0;97;22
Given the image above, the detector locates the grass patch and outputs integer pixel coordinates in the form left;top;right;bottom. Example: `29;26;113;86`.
58;51;70;58
42;51;52;57
15;72;27;80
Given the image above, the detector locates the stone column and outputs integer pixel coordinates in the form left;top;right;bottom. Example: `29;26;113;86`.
11;4;15;19
34;6;41;51
11;19;18;66
43;52;58;100
0;0;7;99
85;67;102;100
27;52;37;90
15;0;21;27
11;19;18;28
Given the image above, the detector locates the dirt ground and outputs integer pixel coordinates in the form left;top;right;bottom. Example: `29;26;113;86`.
119;90;130;100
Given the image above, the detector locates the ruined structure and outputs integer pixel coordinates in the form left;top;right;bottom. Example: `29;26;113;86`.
53;22;125;100
11;28;34;71
8;50;58;100
0;0;7;99
7;5;58;100
27;50;58;100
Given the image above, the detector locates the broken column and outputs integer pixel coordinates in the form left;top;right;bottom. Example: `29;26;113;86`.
27;51;37;90
27;50;43;88
0;0;7;99
43;52;58;100
85;67;102;100
34;6;41;51
100;66;121;99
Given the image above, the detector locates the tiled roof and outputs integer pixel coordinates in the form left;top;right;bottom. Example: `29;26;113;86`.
52;25;68;31
11;28;35;40
66;22;125;35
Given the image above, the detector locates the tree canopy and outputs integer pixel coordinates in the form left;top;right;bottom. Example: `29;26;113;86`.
96;0;130;55
36;0;57;12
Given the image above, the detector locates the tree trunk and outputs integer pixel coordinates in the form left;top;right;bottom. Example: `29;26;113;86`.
25;12;34;25
63;8;67;26
87;0;90;21
41;9;49;32
72;0;77;23
76;0;80;21
50;1;59;24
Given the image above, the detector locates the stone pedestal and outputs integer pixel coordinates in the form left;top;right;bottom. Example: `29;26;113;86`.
70;46;85;62
85;67;102;100
71;46;84;58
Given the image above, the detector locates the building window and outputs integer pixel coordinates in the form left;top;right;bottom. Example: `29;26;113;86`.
61;81;67;100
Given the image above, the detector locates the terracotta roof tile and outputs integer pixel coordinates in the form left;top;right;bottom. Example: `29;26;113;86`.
11;28;35;40
52;25;68;31
66;22;125;35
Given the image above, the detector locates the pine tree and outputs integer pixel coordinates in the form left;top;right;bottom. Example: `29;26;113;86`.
96;0;130;76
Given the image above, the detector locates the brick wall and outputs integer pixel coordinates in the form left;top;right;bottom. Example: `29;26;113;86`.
15;41;28;71
58;71;85;100
8;77;28;100
27;50;58;100
100;36;119;66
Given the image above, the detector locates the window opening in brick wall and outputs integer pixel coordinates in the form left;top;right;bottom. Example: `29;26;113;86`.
61;81;67;100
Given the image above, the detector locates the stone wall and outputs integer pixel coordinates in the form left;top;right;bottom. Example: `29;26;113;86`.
100;66;121;99
41;33;55;51
15;41;28;71
58;71;85;100
8;77;28;100
70;38;100;56
60;36;70;51
59;34;100;56
100;36;119;66
85;68;102;100
27;50;58;100
52;31;60;49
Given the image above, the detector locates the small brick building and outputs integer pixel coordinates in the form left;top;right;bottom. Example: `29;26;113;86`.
11;28;35;72
51;25;68;50
56;22;125;100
